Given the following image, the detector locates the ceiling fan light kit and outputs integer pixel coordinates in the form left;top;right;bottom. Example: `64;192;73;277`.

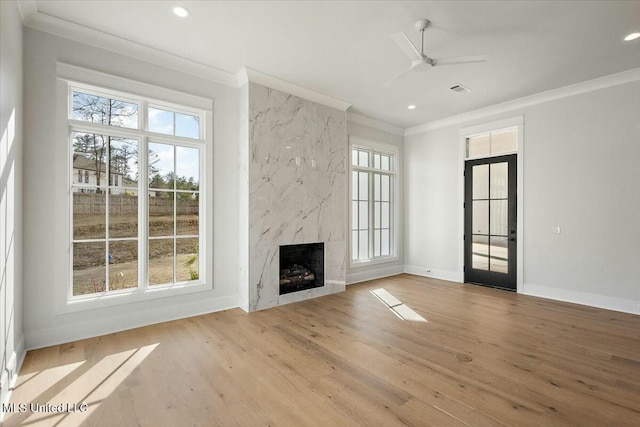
385;18;488;86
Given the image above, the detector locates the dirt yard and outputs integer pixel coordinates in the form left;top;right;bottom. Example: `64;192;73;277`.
73;213;199;295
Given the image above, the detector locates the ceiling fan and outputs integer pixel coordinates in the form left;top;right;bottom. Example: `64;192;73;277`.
385;19;488;86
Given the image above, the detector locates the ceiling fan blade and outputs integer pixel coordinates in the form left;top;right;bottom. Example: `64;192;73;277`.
382;66;414;87
390;32;423;61
432;54;488;66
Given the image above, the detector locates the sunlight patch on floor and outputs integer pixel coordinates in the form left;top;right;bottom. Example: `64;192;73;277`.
370;288;428;323
6;344;157;426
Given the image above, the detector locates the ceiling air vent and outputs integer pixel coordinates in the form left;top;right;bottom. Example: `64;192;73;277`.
450;84;471;93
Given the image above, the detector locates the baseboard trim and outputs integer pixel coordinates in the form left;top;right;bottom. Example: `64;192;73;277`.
403;265;461;283
0;335;26;423
523;283;640;316
25;294;239;350
347;264;404;285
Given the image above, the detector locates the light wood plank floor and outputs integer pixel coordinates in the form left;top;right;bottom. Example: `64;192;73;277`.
5;274;640;426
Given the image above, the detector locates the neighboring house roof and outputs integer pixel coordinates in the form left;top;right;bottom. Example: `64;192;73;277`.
73;153;123;175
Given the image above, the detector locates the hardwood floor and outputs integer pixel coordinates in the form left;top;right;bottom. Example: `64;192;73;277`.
5;274;640;426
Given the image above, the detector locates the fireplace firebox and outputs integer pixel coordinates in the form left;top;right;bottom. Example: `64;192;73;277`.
279;243;324;295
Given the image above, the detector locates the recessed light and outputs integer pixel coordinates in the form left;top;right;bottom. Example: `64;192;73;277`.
624;32;640;41
407;105;416;110
173;6;190;18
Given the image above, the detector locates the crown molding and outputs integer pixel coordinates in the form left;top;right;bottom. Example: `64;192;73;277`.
17;1;37;22
243;67;351;111
21;9;238;88
405;67;640;136
346;112;405;136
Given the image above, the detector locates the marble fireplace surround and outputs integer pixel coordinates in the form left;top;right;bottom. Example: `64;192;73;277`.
241;82;348;311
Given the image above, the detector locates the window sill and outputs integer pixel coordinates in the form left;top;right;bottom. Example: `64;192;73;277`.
350;256;399;270
59;281;212;314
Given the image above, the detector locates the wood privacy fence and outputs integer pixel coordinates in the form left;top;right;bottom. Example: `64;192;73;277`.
73;193;198;215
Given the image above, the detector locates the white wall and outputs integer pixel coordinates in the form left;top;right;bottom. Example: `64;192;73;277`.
346;121;405;284
404;78;640;313
22;28;240;349
0;0;25;417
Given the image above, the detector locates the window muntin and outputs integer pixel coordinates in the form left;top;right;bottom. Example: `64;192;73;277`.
350;145;396;263
69;84;204;299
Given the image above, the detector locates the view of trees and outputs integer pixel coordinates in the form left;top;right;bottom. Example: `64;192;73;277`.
72;91;199;194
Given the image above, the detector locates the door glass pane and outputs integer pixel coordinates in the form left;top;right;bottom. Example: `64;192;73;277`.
73;242;106;296
489;237;508;273
490;128;517;155
73;192;105;240
149;238;174;285
472;200;489;234
467;134;490;158
108;240;138;290
472;236;489;270
490;163;508;199
109;189;138;238
490;200;508;236
472;164;489;199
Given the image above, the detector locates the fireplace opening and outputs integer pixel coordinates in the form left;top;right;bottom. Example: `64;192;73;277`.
279;243;324;295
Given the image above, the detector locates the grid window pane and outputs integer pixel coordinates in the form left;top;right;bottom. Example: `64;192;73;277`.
149;142;174;189
352;171;358;200
176;194;199;236
358;230;369;260
109;138;138;188
358;201;368;230
381;155;390;171
351;149;358;166
374;174;381;201
467;133;490;158
73;192;106;240
108;240;138;290
73;132;108;188
149;238;175;285
175;113;200;139
149;192;174;237
72;92;138;129
109;190;138;238
374;154;381;169
381;175;390;201
352;230;358;259
381;229;390;256
148;107;174;135
374;202;381;228
176;146;199;187
358;151;369;167
73;242;106;296
352;201;358;229
374;229;381;257
177;238;199;281
358;172;368;200
381;202;390;228
491;128;517;155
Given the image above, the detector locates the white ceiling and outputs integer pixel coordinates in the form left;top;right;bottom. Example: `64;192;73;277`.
32;0;640;128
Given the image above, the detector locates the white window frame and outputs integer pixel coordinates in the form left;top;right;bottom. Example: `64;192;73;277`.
349;136;400;268
58;64;213;313
459;115;524;292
